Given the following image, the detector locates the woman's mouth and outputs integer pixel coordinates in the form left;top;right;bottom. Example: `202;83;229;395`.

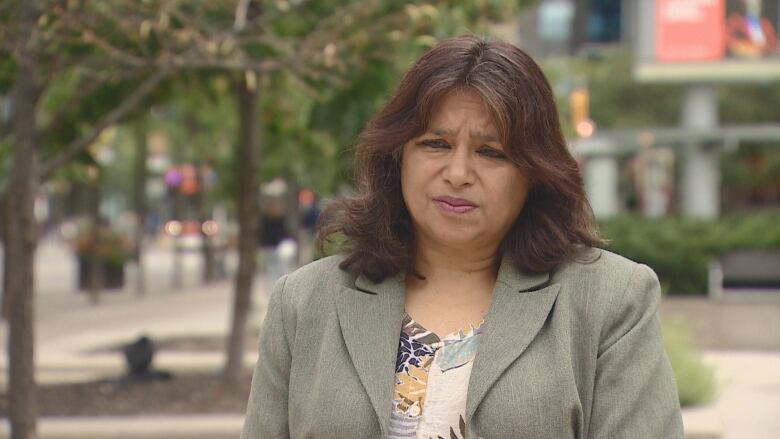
433;196;477;214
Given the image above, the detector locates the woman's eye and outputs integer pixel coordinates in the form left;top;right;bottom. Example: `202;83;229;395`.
478;147;507;159
420;139;449;149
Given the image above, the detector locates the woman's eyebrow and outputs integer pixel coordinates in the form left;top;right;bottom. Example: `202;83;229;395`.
429;127;499;143
429;128;451;137
475;132;499;143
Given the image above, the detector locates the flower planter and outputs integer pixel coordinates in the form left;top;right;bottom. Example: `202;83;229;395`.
77;257;125;290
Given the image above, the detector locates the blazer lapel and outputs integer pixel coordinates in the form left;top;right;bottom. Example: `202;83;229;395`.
466;259;560;421
337;272;406;434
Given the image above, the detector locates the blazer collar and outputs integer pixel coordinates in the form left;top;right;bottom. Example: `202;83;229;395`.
466;258;560;421
337;258;559;432
337;271;406;435
495;254;550;292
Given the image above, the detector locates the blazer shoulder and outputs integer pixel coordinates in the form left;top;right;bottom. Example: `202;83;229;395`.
555;247;649;284
553;248;660;313
281;254;353;305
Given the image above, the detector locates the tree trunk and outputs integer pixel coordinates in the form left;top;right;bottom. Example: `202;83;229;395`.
87;171;103;304
170;187;184;289
223;73;259;387
0;96;10;311
183;114;218;284
1;191;11;321
132;120;148;297
196;164;217;283
7;4;44;437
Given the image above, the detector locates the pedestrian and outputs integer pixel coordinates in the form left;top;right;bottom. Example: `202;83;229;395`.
257;198;292;296
241;35;683;438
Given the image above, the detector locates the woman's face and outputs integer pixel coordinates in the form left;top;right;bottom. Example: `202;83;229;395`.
401;90;530;254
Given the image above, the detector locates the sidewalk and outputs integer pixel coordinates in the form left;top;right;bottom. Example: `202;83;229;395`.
1;415;244;439
0;278;265;388
1;241;266;439
700;351;780;439
0;240;264;387
1;240;779;438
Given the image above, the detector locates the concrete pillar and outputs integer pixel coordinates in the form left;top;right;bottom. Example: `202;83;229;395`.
585;154;620;218
681;84;720;219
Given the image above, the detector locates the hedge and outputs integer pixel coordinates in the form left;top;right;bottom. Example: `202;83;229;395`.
599;212;780;295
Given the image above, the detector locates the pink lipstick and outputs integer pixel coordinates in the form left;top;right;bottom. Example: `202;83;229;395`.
433;196;477;214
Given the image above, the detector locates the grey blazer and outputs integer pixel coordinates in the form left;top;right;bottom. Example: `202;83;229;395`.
241;249;683;438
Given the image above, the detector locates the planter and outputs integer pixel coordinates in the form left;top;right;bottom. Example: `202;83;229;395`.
77;257;125;290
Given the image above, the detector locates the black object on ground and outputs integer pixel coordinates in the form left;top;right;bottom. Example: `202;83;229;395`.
123;335;173;381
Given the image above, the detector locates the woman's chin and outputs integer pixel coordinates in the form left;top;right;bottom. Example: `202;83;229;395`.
426;233;486;252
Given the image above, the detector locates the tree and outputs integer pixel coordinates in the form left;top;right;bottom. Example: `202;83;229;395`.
1;2;168;435
224;71;260;387
5;4;44;436
0;2;188;436
130;118;150;296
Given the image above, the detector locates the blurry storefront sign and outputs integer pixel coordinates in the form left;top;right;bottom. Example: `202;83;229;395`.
634;0;780;82
727;0;779;58
538;0;574;42
656;0;725;62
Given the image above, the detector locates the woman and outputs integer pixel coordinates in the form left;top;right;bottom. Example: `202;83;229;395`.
242;35;683;438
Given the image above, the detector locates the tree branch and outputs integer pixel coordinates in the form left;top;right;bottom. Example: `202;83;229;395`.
42;67;152;135
234;0;251;31
246;0;315;33
162;54;283;72
81;29;149;67
39;67;173;180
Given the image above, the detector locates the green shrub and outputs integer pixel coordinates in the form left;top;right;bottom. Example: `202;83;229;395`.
662;319;717;407
599;212;780;294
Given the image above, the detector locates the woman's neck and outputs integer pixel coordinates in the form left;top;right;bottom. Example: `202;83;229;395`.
410;241;499;286
404;242;499;335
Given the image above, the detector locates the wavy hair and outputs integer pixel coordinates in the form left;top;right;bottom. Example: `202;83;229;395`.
318;35;604;282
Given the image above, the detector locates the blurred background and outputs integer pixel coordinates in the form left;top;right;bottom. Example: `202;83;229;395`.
0;0;778;438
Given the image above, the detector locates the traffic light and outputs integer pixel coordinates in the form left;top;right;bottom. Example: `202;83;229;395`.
569;86;595;138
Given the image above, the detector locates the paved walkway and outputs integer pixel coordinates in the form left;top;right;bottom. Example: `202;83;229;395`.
700;351;780;439
1;240;265;388
1;240;779;438
2;415;244;439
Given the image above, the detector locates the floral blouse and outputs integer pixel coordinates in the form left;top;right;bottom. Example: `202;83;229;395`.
388;313;484;439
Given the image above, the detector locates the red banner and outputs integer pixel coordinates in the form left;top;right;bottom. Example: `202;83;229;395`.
656;0;726;61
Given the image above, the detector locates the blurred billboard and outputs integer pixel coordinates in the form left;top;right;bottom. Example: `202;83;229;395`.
634;0;780;82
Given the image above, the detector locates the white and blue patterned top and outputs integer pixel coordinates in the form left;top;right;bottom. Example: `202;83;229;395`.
387;313;484;439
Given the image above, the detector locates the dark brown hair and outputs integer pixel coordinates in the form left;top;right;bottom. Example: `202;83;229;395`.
318;34;604;282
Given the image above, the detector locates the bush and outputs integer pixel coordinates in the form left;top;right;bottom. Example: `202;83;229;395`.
663;319;717;407
599;212;780;294
73;224;132;268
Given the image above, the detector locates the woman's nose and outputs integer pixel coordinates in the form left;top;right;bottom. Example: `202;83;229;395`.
442;147;475;187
